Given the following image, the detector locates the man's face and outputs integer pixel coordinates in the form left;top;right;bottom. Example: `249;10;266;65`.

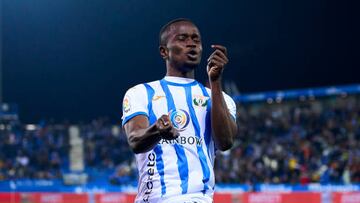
162;21;202;70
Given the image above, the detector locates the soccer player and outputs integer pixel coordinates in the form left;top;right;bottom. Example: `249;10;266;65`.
122;18;237;203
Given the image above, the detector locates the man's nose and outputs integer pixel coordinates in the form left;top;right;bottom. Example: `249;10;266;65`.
186;41;197;48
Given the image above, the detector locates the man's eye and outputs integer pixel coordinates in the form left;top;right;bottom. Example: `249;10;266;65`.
178;35;187;40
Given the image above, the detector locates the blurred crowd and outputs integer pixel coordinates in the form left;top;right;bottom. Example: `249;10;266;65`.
215;95;360;184
0;118;136;185
80;118;136;185
0;95;359;186
0;122;68;180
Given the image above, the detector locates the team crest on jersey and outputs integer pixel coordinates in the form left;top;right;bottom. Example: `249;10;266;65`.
193;95;209;107
169;109;190;131
123;96;131;113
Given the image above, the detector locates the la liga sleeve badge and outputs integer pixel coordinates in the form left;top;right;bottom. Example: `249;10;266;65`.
123;95;131;113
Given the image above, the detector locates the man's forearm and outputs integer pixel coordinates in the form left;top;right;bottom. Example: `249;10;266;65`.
127;123;162;154
125;115;178;154
210;80;237;151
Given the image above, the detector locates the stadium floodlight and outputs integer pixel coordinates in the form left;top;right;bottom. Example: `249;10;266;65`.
26;124;37;131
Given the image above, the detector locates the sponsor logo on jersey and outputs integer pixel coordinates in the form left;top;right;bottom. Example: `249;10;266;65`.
169;109;190;131
193;95;209;107
152;95;165;101
143;152;155;202
123;96;131;113
159;136;203;147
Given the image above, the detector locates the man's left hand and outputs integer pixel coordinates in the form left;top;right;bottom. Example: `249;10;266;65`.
207;45;228;82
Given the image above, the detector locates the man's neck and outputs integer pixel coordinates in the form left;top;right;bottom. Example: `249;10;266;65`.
166;63;195;79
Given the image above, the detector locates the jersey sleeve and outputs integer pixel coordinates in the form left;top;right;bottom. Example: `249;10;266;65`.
121;84;149;126
223;92;237;121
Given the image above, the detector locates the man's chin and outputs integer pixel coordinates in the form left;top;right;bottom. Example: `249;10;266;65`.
183;62;199;71
185;60;200;68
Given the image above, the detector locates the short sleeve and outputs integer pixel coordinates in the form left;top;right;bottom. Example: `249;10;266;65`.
121;84;149;126
223;92;237;121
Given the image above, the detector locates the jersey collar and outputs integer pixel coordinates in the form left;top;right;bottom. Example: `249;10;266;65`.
162;76;198;86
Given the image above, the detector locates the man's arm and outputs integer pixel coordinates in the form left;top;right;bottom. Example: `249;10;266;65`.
207;45;238;151
124;115;178;154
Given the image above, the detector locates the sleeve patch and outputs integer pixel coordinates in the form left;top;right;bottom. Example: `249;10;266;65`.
123;95;131;113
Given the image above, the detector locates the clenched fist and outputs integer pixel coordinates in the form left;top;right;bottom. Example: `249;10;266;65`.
156;115;179;140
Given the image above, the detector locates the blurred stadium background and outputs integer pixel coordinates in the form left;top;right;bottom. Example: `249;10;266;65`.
1;0;359;203
1;85;359;203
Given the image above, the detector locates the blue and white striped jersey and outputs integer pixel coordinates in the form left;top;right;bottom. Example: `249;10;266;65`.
122;76;236;202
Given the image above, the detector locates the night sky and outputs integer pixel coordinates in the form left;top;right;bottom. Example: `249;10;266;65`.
2;0;359;123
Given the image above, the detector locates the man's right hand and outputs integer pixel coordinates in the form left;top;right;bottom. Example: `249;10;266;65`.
156;115;179;140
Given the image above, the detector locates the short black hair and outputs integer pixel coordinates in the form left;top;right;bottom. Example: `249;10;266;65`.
159;18;196;46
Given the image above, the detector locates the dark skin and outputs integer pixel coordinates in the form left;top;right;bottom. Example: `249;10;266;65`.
124;21;237;153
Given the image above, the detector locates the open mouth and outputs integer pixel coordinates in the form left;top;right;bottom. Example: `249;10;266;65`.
187;50;198;59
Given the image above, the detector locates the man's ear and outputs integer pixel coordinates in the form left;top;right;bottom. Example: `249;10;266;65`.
159;45;168;60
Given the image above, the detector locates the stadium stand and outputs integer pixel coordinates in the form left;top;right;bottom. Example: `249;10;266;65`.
0;85;359;203
1;85;359;186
